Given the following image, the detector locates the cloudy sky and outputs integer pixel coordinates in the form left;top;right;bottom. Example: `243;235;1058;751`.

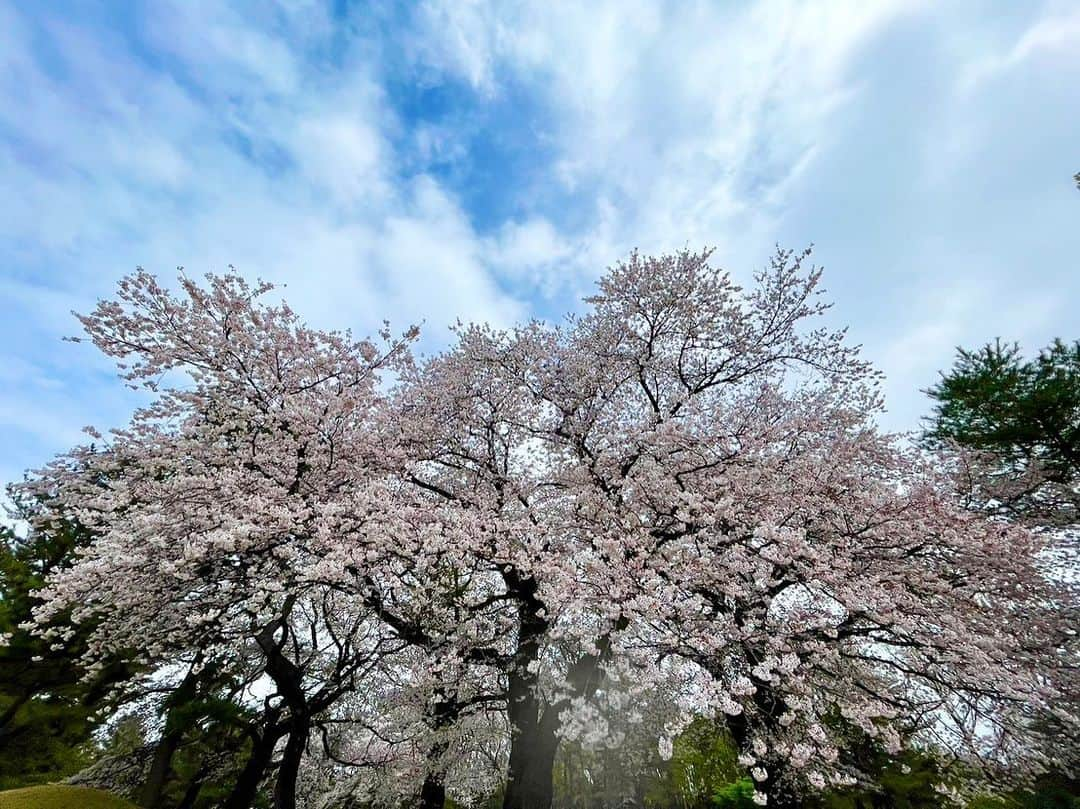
1;0;1078;487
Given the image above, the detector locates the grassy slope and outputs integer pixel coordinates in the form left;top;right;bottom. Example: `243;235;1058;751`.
0;785;137;809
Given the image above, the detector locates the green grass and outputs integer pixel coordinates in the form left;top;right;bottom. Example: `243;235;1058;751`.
0;785;137;809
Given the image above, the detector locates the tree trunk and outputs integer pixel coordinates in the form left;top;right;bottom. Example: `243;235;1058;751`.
501;573;561;809
417;684;461;809
224;723;284;809
723;675;800;807
418;772;447;809
256;605;313;809
176;765;207;809
140;666;201;808
500;572;620;809
501;690;560;809
138;731;181;808
501;610;559;809
273;718;308;809
417;728;452;809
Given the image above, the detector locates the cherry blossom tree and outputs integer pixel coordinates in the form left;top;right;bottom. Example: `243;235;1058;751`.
18;271;427;809
17;250;1076;809
521;248;1077;807
389;248;1075;808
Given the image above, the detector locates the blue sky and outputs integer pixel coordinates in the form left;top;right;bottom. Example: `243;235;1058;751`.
2;0;1078;488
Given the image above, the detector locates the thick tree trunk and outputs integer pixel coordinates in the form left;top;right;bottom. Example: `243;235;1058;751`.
500;571;618;809
254;605;318;809
273;717;309;809
501;589;558;809
723;673;800;807
501;680;560;809
418;772;447;809
224;723;284;809
418;715;451;809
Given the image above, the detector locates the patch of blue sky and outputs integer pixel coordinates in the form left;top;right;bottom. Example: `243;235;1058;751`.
383;75;563;236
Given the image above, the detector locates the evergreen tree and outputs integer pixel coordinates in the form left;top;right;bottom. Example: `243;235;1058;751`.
924;338;1080;806
0;503;132;787
924;338;1080;531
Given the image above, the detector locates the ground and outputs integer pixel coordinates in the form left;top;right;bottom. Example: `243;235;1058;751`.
0;785;137;809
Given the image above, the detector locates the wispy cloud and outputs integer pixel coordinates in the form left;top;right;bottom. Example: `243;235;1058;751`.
2;0;1078;485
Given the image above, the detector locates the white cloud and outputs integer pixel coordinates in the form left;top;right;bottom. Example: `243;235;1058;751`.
405;0;1079;431
959;7;1080;92
405;0;929;291
138;0;310;98
2;0;1078;484
0;1;528;481
0;3;525;320
295;113;391;205
489;218;570;276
